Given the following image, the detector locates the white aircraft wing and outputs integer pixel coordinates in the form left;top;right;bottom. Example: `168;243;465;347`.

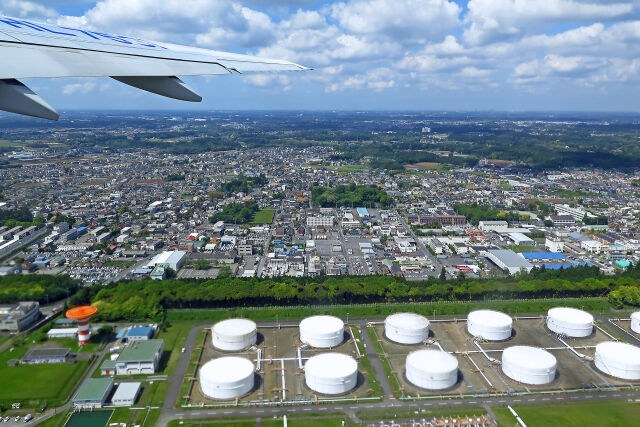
0;15;310;120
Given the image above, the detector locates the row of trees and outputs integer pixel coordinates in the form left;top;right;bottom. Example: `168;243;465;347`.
69;264;640;322
0;275;80;304
312;184;394;208
454;203;527;225
209;202;259;224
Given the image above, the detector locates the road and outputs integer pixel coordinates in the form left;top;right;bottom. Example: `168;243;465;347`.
396;210;442;277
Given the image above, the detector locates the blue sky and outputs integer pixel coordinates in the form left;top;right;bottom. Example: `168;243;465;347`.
2;0;640;111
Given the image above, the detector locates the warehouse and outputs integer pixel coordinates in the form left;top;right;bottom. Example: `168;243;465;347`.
21;348;71;364
111;382;142;406
124;326;155;342
114;339;164;375
146;250;186;271
72;378;114;409
486;249;533;274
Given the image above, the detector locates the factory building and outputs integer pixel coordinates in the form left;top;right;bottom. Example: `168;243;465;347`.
111;382;142;406
306;216;334;227
72;378;114;409
21;348;71;364
486;249;533;275
146;250;186;271
113;339;164;375
0;301;41;332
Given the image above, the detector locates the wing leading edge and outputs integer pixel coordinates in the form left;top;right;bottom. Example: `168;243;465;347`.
0;15;310;120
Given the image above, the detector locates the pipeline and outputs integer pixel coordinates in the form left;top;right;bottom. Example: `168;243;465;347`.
557;336;591;360
508;405;528;427
473;339;499;364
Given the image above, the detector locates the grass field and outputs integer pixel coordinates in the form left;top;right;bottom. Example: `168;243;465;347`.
503;245;535;253
166;297;616;324
251;209;275;225
0;338;91;408
493;400;640;427
156;323;193;376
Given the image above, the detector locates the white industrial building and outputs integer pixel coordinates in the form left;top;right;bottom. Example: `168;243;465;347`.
146;250;186;271
509;232;534;245
111;382;141;406
299;315;344;348
486;249;533;275
47;328;77;339
467;310;512;341
581;240;602;253
304;353;358;395
479;221;508;232
200;357;255;399
594;342;640;380
631;312;640;334
114;339;164;375
306;216;334;227
545;239;564;253
555;204;587;221
406;350;458;390
547;307;593;337
502;346;557;385
211;319;257;351
385;313;430;345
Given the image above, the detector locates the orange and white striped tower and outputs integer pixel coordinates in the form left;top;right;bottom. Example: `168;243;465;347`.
65;305;98;346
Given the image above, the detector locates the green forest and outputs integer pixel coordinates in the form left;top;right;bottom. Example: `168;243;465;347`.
60;264;640;322
0;275;80;305
209;202;259;224
312;184;394;207
454;203;527;225
221;173;267;194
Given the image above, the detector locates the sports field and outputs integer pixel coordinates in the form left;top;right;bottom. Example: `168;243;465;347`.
251;209;275;224
65;410;113;427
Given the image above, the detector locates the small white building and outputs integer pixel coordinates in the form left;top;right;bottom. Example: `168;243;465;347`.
581;240;602;253
111;382;141;406
545;239;564;252
479;221;508;232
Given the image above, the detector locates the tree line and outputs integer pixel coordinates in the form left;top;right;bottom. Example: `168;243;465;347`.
0;275;80;305
62;264;640;322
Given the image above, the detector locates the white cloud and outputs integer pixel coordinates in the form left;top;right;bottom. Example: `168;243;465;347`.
0;0;58;19
464;0;634;45
62;82;96;95
331;0;461;44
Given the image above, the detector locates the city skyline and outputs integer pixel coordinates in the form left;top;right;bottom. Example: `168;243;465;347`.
1;0;640;111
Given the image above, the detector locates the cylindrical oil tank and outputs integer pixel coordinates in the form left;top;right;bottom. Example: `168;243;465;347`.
385;313;430;344
594;341;640;380
304;353;358;395
467;310;513;341
299;315;344;348
200;356;254;399
406;350;458;390
631;312;640;334
502;346;557;385
211;318;257;351
547;307;593;337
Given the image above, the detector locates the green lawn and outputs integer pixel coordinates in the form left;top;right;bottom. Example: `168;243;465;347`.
503;245;535;253
156;323;194;376
493;400;640;427
0;338;91;408
251;209;275;225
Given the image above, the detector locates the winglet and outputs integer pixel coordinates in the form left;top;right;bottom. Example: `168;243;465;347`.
0;79;59;121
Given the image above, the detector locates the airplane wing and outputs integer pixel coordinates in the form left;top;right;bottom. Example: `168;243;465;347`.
0;15;310;120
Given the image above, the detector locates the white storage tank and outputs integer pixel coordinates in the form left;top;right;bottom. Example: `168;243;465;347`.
385;313;430;344
631;312;640;334
300;315;344;348
467;310;513;341
594;341;640;380
200;356;254;399
502;346;557;385
406;350;458;390
304;353;358;395
547;307;593;337
211;319;257;351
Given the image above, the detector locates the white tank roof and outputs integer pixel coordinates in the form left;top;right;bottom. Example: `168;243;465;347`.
407;350;458;373
503;346;557;370
547;307;593;337
386;313;429;330
305;353;357;378
212;318;256;337
631;312;640;334
468;310;512;329
300;315;343;333
595;342;640;380
548;307;593;324
200;356;254;383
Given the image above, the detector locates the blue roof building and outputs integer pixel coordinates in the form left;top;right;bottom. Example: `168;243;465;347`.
124;326;154;341
521;252;565;260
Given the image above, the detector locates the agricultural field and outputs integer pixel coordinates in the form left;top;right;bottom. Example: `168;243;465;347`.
251;209;275;225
